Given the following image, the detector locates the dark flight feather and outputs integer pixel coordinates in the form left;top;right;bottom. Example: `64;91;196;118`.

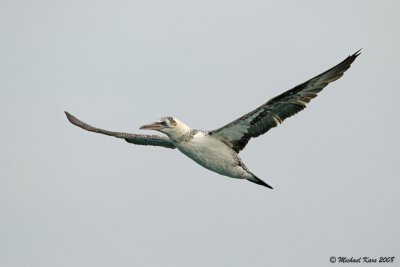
65;111;176;149
211;50;361;153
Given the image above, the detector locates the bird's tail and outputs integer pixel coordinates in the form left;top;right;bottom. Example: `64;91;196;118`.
247;174;273;189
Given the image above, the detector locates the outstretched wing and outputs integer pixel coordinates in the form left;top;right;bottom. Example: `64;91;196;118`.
210;50;361;153
65;111;176;149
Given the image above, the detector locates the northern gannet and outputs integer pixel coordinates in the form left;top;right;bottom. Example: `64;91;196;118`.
65;50;360;189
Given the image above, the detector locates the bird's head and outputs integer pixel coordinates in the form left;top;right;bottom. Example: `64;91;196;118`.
140;117;190;141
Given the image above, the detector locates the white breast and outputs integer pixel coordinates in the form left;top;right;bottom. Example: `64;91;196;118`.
175;132;249;178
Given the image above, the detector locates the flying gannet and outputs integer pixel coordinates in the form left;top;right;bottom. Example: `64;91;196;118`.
65;50;360;189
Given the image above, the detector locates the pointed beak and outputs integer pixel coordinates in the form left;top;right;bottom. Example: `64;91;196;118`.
139;121;164;130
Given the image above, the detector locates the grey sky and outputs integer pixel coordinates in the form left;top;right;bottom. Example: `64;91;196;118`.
1;0;399;266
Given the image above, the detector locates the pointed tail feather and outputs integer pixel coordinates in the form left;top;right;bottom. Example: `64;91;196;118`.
247;175;273;189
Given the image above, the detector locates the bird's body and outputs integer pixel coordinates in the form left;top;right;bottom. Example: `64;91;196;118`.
65;50;361;189
173;130;253;180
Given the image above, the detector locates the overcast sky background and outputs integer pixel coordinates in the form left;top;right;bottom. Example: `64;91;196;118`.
1;1;399;266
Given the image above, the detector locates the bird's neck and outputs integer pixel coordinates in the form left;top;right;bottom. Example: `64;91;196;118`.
167;123;192;143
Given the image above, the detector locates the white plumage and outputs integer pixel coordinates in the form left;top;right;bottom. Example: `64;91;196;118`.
65;50;360;189
174;130;254;181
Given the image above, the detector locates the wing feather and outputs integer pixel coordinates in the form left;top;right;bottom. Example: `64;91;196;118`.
211;50;361;153
65;111;176;149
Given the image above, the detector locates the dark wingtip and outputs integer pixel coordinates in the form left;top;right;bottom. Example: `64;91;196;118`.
64;111;74;123
353;49;362;58
333;49;361;74
64;111;83;128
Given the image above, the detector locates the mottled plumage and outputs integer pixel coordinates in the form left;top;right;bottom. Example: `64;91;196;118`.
210;50;361;153
65;50;360;189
